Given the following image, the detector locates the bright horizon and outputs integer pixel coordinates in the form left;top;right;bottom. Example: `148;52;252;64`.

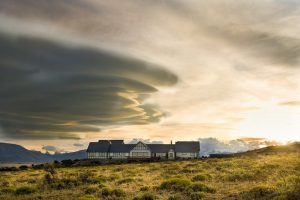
0;0;300;153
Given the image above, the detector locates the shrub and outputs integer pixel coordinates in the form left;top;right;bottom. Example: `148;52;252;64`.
112;188;126;197
44;164;57;176
160;178;191;192
15;186;37;195
0;181;10;187
168;194;183;200
79;171;97;184
27;179;37;184
50;178;80;190
1;187;15;194
188;183;216;193
134;192;157;200
100;187;126;198
192;174;207;182
241;185;277;199
98;183;107;189
19;165;28;170
140;186;150;191
117;177;134;184
61;159;75;166
44;164;57;184
190;192;205;200
286;177;300;200
78;195;98;200
44;173;55;184
107;174;121;181
84;186;99;194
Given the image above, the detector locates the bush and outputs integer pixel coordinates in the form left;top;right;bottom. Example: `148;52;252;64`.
19;165;29;170
1;187;15;194
15;186;37;195
107;174;121;181
98;183;107;189
188;183;216;193
78;195;98;200
44;164;57;176
85;186;99;194
100;187;126;198
241;185;277;199
286;177;300;200
168;194;183;200
50;178;80;190
134;192;157;200
160;178;191;192
192;174;207;182
190;192;205;200
117;177;134;184
61;159;75;166
44;173;55;184
140;186;150;191
79;171;97;184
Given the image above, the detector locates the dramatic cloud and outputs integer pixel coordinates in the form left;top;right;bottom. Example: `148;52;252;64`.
0;0;300;148
279;101;300;107
0;32;178;139
73;143;84;147
42;145;58;152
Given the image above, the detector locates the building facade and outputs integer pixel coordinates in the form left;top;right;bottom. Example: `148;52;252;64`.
87;140;200;160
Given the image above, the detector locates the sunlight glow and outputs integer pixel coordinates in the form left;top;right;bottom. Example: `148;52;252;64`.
235;101;300;143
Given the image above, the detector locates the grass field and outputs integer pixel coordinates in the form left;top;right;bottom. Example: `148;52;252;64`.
0;143;299;200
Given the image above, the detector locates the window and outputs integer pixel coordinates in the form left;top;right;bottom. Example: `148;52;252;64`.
132;152;149;157
111;153;127;158
88;152;106;159
132;142;148;150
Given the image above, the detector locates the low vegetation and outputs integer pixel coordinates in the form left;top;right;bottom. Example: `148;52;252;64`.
0;143;299;199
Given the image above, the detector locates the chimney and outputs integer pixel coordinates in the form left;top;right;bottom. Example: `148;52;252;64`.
171;140;173;145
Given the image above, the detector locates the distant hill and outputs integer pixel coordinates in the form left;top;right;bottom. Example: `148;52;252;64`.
0;143;86;163
237;142;300;156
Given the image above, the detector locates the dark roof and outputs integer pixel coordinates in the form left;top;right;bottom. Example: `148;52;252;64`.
87;141;110;152
110;144;135;153
87;140;199;153
175;141;200;152
110;140;124;144
147;144;174;153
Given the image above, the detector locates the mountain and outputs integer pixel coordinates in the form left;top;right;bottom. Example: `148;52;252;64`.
0;143;86;163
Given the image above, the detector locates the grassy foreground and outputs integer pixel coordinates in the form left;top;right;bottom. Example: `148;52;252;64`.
0;144;299;200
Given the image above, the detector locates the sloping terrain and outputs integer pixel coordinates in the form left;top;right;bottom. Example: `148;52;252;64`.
0;143;299;200
0;143;86;163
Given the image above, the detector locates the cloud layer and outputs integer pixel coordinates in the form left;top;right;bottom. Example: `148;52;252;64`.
0;0;300;145
0;32;178;139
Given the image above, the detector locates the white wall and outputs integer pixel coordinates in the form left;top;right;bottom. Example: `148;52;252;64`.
156;153;167;157
109;152;128;159
87;152;107;159
176;152;199;158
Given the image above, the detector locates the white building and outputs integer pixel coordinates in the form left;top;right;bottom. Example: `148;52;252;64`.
87;140;200;160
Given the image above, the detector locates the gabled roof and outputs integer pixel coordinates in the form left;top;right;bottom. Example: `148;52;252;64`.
110;144;135;153
87;140;200;153
147;144;175;153
175;141;200;152
110;140;124;144
87;141;110;152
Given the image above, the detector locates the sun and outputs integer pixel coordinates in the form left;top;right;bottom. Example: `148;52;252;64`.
234;101;300;143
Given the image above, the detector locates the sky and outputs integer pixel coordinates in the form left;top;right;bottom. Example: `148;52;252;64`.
0;0;299;152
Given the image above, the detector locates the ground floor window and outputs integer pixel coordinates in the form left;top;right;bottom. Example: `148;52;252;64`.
132;152;149;157
88;152;106;159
